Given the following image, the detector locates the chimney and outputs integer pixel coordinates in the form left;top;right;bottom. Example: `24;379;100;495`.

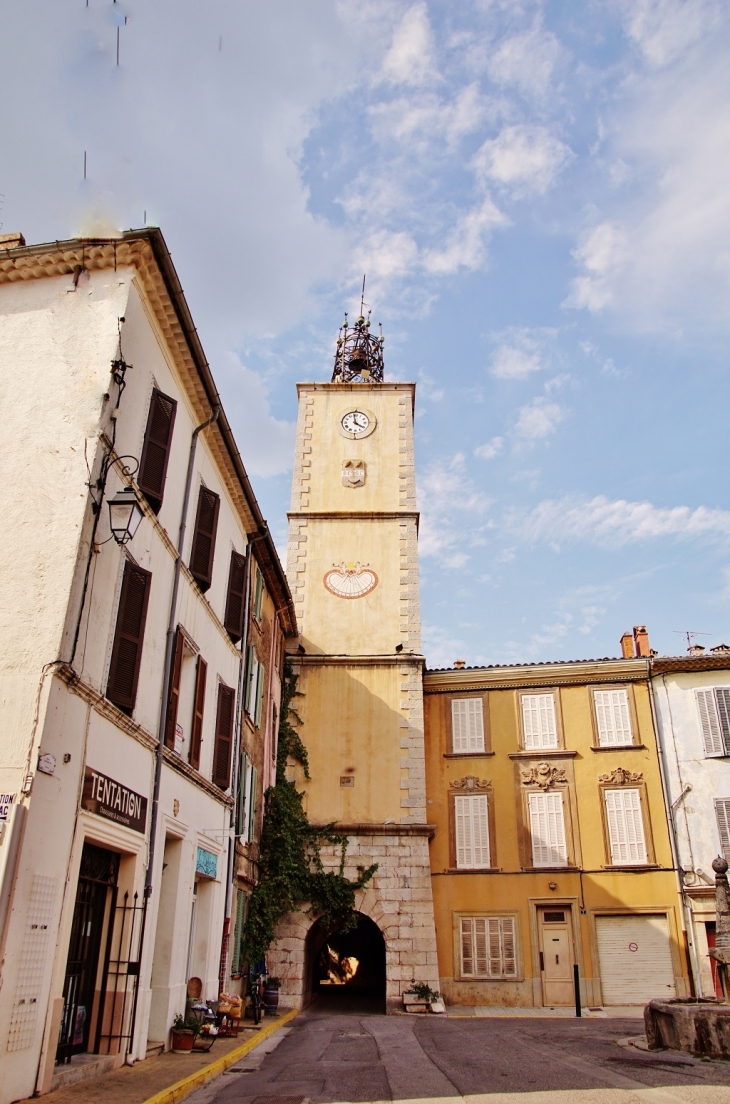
711;644;730;655
453;659;466;669
633;625;650;658
620;632;633;659
0;233;26;250
688;644;706;657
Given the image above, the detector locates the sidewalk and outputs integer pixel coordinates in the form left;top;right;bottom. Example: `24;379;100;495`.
446;1004;645;1018
31;1011;298;1104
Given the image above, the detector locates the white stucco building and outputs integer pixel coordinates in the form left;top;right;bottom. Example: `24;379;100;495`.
651;647;730;999
0;230;295;1100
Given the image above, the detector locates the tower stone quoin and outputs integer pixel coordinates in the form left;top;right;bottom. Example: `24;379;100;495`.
269;315;439;1012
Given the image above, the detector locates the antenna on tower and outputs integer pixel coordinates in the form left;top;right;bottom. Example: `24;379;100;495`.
360;274;366;318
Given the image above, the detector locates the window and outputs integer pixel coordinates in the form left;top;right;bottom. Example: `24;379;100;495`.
164;626;185;749
521;693;558;749
138;389;177;514
248;764;258;841
696;689;730;757
451;699;485;753
253;563;264;621
224;551;247;644
107;561;151;714
454;794;490;868
230;888;248;976
212;682;235;790
594;689;633;747
460;916;517;979
189;656;207;771
236;753;251;840
715;799;730;863
528;791;567;867
604;788;647;865
189;487;220;593
245;646;265;727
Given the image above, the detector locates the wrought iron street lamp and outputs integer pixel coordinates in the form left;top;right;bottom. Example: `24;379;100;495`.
108;486;144;545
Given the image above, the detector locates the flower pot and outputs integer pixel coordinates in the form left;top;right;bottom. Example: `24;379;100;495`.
403;995;430;1014
263;988;280;1015
171;1028;195;1052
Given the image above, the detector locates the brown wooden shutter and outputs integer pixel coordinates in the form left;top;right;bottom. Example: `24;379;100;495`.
107;561;151;714
189;656;207;771
213;682;235;790
224;551;246;643
190;488;220;593
164;627;184;748
138;389;177;513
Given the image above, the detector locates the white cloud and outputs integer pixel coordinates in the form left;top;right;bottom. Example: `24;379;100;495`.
423;195;508;275
419;454;492;567
512;494;730;549
565;221;630;312
515;397;566;440
476;125;571;197
490;343;541;379
475;436;504;459
486;24;562;99
381;3;436;87
216;356;296;478
422;623;469;670
621;0;722;68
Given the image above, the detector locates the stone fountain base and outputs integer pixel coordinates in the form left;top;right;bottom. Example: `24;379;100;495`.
645;999;730;1058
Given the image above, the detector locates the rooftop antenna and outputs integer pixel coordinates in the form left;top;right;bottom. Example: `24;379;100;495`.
673;630;712;652
360;274;366;318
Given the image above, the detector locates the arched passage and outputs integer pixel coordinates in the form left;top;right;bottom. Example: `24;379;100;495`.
305;912;386;1013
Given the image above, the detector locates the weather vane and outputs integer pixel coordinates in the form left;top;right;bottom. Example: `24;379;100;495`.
331;275;385;384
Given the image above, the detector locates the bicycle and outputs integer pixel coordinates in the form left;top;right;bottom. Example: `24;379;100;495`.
248;967;265;1025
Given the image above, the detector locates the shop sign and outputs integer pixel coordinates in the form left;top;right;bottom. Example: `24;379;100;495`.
82;767;148;834
196;847;218;879
0;793;15;820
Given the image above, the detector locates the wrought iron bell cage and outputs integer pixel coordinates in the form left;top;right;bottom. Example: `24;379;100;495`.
331;312;385;384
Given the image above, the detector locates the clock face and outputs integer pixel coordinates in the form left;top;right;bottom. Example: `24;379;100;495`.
341;410;369;435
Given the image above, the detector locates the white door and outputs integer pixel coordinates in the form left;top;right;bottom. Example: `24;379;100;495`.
596;914;676;1005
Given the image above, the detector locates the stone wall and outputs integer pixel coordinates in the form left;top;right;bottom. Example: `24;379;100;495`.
268;827;439;1013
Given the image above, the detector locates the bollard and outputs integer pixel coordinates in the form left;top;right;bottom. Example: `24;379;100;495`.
574;963;581;1017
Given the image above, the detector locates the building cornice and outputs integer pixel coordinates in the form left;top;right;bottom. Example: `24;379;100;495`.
310;821;436;838
651;655;730;674
0;231;296;637
288;653;425;668
287;511;419;521
424;658;648;693
296;381;416;415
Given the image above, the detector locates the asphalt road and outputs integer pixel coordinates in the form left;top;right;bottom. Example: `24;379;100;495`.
198;1006;730;1104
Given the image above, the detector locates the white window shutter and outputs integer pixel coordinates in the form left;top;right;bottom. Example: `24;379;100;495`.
467;699;485;752
697;690;725;757
474;917;488;975
594;689;632;747
501;917;517;977
460;917;474;976
715;689;730;751
529;791;567;866
455;794;490;868
605;788;646;865
451;700;468;752
522;694;557;749
716;799;730;862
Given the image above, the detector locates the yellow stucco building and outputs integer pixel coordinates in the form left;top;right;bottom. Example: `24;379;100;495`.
424;657;690;1008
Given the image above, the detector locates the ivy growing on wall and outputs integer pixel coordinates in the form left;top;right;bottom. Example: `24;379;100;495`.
242;660;376;965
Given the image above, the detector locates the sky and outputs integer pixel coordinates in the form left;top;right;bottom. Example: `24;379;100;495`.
2;0;730;668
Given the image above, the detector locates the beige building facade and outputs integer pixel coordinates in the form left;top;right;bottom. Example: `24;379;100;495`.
270;372;440;1012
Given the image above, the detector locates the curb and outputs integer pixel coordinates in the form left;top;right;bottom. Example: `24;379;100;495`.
141;1008;299;1104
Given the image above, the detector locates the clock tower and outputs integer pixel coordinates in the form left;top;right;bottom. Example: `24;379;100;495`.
273;313;439;1011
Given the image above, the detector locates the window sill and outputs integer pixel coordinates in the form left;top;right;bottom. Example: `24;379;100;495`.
591;744;646;752
438;867;502;874
509;749;577;759
444;751;495;758
601;864;661;871
521;866;573;872
456;975;523;983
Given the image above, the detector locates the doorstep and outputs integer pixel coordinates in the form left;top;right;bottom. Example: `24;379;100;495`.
51;1053;120;1092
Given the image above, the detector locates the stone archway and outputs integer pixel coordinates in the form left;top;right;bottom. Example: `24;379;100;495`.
305;912;386;1012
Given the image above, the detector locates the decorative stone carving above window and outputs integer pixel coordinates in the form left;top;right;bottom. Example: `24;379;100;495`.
521;762;567;790
450;775;491;791
599;767;644;786
342;459;366;488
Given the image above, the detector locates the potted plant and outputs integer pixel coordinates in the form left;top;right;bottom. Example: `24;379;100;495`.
403;982;442;1013
263;976;281;1015
171;1013;199;1052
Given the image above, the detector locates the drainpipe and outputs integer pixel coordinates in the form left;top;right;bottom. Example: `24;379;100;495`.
647;665;702;997
127;407;219;1061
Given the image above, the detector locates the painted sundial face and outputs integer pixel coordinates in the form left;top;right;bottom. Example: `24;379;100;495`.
323;561;378;599
341;410;369;435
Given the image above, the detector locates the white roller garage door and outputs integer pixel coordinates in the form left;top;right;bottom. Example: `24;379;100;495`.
596;914;676;1005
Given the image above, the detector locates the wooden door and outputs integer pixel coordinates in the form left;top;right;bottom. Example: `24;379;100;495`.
538;907;574;1006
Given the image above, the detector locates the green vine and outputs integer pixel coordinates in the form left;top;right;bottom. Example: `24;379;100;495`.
242;660;377;965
